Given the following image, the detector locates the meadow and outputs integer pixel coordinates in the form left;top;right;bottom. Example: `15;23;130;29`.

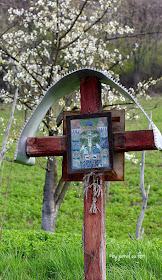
0;95;161;279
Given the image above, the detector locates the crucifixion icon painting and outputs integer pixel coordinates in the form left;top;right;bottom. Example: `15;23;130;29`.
66;112;113;174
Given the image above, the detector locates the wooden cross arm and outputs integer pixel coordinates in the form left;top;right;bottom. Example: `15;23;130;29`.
26;130;157;157
27;136;66;156
113;130;157;152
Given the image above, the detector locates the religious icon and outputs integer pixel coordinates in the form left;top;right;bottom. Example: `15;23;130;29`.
66;112;113;174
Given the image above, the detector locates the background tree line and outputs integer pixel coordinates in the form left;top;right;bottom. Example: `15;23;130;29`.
116;0;162;91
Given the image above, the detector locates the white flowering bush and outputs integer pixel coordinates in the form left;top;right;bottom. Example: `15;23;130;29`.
0;0;160;158
0;1;134;109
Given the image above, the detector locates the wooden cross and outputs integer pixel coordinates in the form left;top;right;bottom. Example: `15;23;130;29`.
26;77;157;280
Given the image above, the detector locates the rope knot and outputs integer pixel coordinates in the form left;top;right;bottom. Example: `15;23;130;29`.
83;172;103;214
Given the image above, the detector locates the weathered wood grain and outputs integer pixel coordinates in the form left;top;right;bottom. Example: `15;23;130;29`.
113;129;156;152
27;130;156;157
27;136;66;156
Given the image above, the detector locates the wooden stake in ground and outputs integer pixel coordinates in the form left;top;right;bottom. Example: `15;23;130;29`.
80;77;106;279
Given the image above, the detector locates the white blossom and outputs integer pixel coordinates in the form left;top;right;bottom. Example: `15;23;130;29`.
125;153;138;164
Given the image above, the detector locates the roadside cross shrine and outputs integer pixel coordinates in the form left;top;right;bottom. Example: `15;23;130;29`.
15;68;162;280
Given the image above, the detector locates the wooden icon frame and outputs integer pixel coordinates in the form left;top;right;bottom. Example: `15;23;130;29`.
66;112;113;174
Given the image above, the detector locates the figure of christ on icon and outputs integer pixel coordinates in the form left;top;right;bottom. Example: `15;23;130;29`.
80;131;99;154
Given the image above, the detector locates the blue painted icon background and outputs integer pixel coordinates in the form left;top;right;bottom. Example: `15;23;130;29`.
71;117;109;170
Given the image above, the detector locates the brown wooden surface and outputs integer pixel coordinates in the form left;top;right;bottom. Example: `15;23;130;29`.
27;136;66;156
114;129;156;152
26;130;156;156
80;77;106;280
80;77;102;114
84;177;106;280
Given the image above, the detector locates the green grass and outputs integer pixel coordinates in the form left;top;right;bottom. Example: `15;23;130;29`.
0;231;161;279
0;231;84;279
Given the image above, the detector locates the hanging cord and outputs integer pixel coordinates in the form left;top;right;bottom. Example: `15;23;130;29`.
83;172;103;214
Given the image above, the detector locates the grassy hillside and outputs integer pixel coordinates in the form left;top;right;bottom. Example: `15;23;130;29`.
0;95;162;240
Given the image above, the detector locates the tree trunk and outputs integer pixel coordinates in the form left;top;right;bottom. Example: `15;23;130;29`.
41;157;58;232
135;186;150;239
41;156;70;232
135;112;152;240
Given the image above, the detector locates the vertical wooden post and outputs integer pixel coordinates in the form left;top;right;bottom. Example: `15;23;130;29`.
80;77;106;280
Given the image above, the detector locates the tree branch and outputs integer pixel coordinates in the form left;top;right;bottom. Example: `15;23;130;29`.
47;40;60;86
0;89;18;167
60;7;109;50
36;158;48;171
128;232;134;240
1;47;44;90
103;102;134;108
59;0;88;41
54;177;64;201
0;161;13;244
105;30;162;42
0;11;26;38
46;0;61;86
135;112;152;240
56;182;70;209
